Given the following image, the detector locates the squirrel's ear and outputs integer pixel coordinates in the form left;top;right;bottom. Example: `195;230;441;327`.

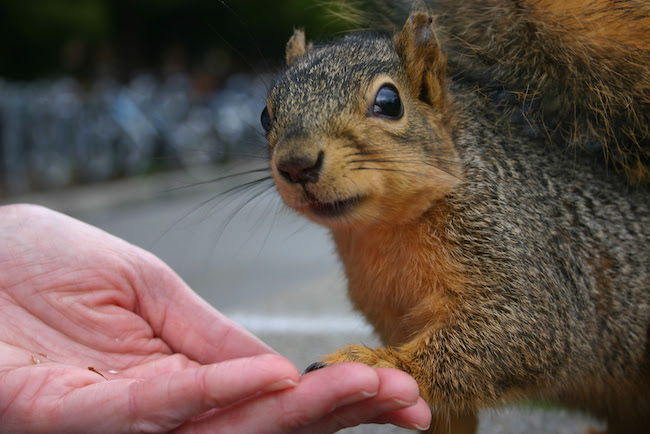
286;29;312;66
396;11;449;114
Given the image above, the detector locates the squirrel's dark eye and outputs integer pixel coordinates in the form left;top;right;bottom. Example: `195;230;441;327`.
372;84;403;119
261;107;272;133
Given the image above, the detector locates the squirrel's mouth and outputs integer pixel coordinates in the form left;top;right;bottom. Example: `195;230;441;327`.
305;192;364;218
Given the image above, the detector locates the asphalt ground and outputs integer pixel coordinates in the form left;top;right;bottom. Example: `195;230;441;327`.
1;163;604;433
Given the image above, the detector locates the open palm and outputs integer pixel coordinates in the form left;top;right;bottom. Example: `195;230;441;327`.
0;204;430;433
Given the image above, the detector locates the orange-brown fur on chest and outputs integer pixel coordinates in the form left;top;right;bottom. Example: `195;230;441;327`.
331;200;467;346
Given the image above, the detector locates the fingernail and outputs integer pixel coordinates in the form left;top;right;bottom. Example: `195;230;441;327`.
263;378;298;393
391;397;418;407
411;423;431;431
335;389;377;408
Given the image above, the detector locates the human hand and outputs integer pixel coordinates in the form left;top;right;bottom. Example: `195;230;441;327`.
0;204;431;433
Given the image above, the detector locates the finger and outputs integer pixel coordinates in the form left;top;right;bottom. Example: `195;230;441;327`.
366;398;432;430
292;367;431;433
113;353;198;380
134;259;277;363
130;354;299;429
53;354;299;433
175;362;383;433
295;398;431;433
355;367;432;430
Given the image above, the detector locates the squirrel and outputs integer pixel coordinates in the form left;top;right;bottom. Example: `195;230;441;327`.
259;1;649;433
337;0;650;185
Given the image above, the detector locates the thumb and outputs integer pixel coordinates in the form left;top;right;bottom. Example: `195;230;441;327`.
57;354;299;433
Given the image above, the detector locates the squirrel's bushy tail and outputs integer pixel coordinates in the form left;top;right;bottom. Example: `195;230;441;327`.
330;0;650;184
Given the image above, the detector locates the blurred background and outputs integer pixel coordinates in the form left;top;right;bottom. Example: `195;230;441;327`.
0;0;351;194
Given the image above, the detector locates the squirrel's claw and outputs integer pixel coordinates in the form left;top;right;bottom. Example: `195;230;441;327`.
303;361;328;374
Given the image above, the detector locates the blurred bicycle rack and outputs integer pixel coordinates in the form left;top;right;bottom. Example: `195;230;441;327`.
0;73;268;195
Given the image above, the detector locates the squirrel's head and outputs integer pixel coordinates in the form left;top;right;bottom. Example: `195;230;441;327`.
263;11;460;230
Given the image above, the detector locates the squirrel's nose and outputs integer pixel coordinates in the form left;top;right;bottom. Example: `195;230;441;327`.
277;151;324;184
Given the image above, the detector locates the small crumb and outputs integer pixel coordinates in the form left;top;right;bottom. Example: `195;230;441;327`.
107;370;119;374
88;367;107;380
32;356;41;364
35;353;56;362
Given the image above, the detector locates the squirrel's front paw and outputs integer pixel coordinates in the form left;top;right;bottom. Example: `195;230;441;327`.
305;344;411;374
